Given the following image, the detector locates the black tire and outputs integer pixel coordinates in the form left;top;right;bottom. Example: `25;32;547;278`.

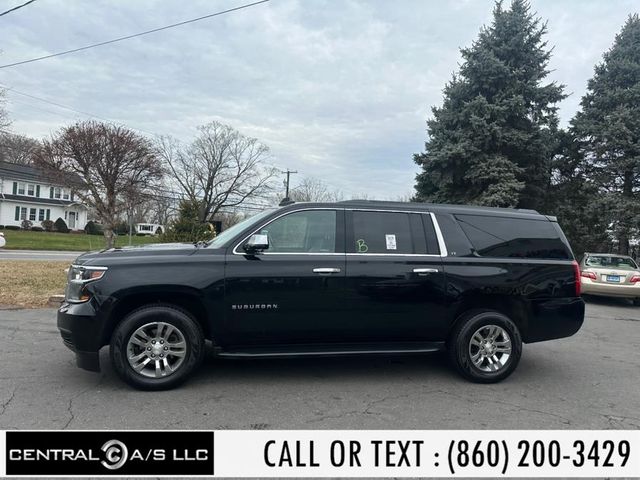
110;304;205;390
448;310;522;383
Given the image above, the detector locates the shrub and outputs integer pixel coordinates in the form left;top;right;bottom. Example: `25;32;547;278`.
41;219;54;232
5;225;20;230
159;199;215;243
114;221;130;235
54;217;69;233
84;220;103;235
0;225;4;229
31;226;44;232
21;219;33;230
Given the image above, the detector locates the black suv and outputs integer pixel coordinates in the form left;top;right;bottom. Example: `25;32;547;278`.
58;201;584;389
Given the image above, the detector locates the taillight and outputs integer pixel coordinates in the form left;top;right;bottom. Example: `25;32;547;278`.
631;275;640;284
573;261;581;296
581;271;597;281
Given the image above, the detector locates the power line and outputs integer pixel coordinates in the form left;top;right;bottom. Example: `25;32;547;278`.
0;0;37;17
2;83;165;138
0;0;270;69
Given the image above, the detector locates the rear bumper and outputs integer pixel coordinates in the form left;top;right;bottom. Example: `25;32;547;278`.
57;302;105;372
581;281;640;299
523;297;585;343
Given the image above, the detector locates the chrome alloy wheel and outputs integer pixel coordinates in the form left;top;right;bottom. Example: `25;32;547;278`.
126;322;187;378
468;324;512;373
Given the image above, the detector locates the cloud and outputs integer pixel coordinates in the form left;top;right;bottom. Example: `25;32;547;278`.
0;0;636;199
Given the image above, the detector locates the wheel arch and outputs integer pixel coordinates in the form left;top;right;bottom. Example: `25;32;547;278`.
101;287;212;346
449;293;530;342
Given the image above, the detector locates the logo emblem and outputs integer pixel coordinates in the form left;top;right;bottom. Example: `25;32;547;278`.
101;439;128;470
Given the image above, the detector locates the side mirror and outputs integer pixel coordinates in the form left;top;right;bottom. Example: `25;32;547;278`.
243;234;269;253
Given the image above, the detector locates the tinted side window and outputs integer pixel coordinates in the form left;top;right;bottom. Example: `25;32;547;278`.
352;211;413;254
421;214;440;255
455;214;572;259
435;213;473;257
260;210;337;253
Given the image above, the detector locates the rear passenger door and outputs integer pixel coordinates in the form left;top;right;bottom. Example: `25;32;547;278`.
342;209;447;342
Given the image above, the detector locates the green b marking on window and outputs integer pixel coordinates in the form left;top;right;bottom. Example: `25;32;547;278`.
356;239;368;253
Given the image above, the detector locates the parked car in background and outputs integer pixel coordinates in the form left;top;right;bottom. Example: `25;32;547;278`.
580;253;640;305
0;232;5;248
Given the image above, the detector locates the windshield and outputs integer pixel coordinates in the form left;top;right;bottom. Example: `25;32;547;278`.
585;255;638;270
207;209;276;248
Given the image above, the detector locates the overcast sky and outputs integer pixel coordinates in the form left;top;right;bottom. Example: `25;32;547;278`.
0;0;637;199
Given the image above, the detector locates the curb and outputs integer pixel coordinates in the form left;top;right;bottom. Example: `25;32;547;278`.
47;295;65;308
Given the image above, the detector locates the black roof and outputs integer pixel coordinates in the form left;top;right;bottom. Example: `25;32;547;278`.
278;199;542;218
0;193;81;207
0;160;84;186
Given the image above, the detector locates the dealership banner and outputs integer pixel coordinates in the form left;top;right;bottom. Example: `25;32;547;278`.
0;430;638;477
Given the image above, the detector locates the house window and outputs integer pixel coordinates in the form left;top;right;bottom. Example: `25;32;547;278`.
20;207;27;220
27;184;35;196
63;190;70;200
54;187;61;199
39;209;45;222
29;208;36;221
17;183;25;195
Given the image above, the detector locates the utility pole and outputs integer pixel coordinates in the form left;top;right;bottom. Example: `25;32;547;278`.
280;169;297;205
284;169;297;198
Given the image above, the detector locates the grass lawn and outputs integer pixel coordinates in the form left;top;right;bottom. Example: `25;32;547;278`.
0;229;161;251
0;260;68;307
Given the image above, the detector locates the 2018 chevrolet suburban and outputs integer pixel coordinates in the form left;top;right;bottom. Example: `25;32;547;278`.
58;200;585;390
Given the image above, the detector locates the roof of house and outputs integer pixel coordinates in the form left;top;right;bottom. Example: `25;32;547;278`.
0;193;85;207
0;160;84;186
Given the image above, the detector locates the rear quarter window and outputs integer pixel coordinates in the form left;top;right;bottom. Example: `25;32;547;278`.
455;214;572;260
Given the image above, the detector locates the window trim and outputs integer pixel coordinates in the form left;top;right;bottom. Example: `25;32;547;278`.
232;207;448;257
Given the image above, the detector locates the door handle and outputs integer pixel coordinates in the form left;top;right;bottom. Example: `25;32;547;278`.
413;268;439;276
313;267;341;274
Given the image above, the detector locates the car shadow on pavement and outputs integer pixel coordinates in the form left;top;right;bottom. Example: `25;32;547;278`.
582;294;638;309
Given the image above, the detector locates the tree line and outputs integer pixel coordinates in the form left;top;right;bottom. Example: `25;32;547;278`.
0;115;278;247
414;0;640;257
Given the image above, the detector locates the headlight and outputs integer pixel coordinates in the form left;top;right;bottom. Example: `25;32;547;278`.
65;265;107;303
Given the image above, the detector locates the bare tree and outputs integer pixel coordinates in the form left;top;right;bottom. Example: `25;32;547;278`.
158;121;277;222
147;194;177;226
0;87;9;133
0;132;39;164
290;177;344;203
34;121;163;248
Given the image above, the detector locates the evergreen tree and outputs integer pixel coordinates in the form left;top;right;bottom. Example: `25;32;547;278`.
572;15;640;255
547;130;611;257
414;0;565;209
160;199;215;243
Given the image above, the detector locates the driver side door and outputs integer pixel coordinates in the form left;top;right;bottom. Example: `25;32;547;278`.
223;208;346;346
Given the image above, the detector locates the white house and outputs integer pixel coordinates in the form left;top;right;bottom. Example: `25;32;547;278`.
0;161;88;230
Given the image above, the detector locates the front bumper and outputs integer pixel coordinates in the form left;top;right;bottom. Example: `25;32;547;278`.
581;280;640;299
57;302;106;372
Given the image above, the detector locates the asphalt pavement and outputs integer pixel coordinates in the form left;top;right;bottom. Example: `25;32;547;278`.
0;249;83;262
0;297;638;430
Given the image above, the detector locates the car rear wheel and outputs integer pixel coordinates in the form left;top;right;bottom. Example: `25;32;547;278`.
110;304;204;390
448;310;522;383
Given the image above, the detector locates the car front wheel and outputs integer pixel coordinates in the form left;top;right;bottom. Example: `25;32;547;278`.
110;304;204;390
449;310;522;383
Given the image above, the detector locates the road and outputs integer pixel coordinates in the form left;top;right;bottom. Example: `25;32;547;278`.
0;297;638;430
0;249;83;262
